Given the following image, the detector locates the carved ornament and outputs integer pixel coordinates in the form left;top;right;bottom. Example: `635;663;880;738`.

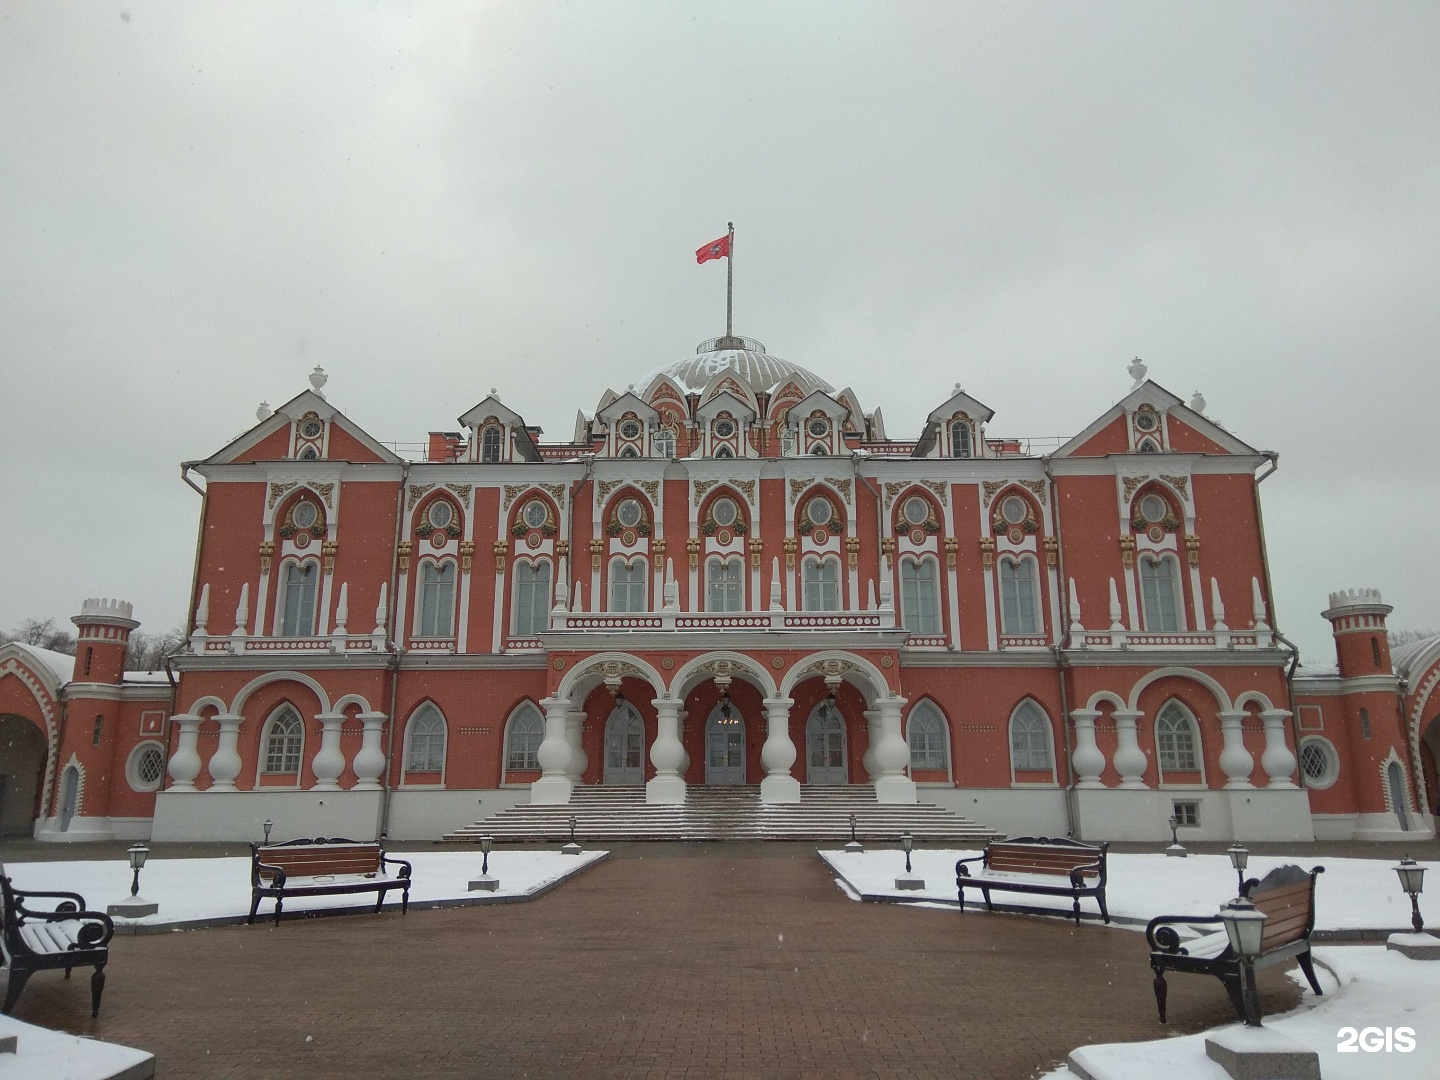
1159;474;1190;500
982;480;1007;506
1121;475;1150;500
267;481;297;509
407;483;436;509
919;478;949;505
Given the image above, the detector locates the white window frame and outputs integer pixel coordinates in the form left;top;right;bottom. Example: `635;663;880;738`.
900;556;941;635
1008;700;1056;783
1299;736;1340;790
951;420;972;458
1139;554;1184;632
416;559;457;638
259;706;304;783
905;702;951;779
402;704;447;781
512;560;552;637
610;558;648;613
277;559;321;638
998;556;1040;635
802;556;841;611
125;740;168;793
503;703;545;780
706;557;744;612
480;425;504;462
653;428;676;459
1155;700;1204;783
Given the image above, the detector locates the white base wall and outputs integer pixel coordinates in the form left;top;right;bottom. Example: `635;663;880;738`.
1315;810;1439;842
1071;786;1314;843
922;787;1068;839
34;814;115;843
384;788;529;840
151;790;384;843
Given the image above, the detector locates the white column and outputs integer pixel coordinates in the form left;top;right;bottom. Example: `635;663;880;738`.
311;713;346;791
531;696;575;804
351;711;388;790
760;697;800;803
862;709;880;781
565;706;588;785
166;714;204;791
677;708;690;776
1111;709;1148;789
1217;709;1256;789
207;713;244;791
1069;709;1105;788
1259;709;1298;789
646;697;687;804
872;696;916;804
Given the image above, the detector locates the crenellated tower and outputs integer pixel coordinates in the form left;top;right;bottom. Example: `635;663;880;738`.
71;598;138;685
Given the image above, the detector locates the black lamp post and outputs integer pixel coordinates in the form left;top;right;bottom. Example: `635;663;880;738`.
844;812;863;853
1165;815;1186;857
1219;895;1268;1026
469;834;499;892
902;831;914;875
562;814;582;854
480;834;493;878
1395;857;1426;934
1228;844;1250;895
108;843;159;917
127;844;148;898
263;818;273;844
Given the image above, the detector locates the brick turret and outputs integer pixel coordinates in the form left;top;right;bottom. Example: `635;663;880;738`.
1321;588;1392;679
70;598;138;685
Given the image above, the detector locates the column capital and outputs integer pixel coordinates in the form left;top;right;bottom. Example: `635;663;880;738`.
762;696;795;711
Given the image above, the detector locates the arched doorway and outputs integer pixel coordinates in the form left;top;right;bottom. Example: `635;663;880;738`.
805;700;847;785
0;715;47;837
59;764;80;833
603;702;644;786
1387;761;1410;832
705;702;746;785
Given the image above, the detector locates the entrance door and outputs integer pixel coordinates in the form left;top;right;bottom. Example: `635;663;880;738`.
806;702;848;785
1388;762;1410;831
604;704;645;785
59;766;79;832
705;706;746;785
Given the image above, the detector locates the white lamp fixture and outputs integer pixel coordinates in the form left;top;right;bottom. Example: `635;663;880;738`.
1218;895;1268;1026
107;843;159;918
1395;857;1426;934
468;835;499;892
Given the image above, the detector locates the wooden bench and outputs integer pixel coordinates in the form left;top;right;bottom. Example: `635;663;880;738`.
1146;864;1325;1023
1;869;114;1018
955;836;1109;926
248;838;413;927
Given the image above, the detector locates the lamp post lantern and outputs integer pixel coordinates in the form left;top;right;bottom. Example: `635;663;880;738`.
1228;844;1251;895
845;812;863;853
263;819;273;844
894;830;924;891
902;831;913;874
562;814;582;855
106;843;159;918
1218;895;1268;1026
1165;815;1187;857
1395;857;1426;934
469;834;499;892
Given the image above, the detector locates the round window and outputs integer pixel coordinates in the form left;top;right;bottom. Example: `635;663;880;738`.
428;501;454;530
127;743;166;793
1299;738;1338;789
1000;495;1028;525
807;497;833;526
300;418;324;439
711;498;738;527
292;502;319;530
807;416;830;437
714;418;736;438
619;420;642;440
522;501;548;529
617;499;642;528
1134;410;1159;432
902;496;929;526
1139;494;1167;523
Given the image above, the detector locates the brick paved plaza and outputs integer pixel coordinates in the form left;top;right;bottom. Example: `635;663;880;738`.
13;844;1303;1080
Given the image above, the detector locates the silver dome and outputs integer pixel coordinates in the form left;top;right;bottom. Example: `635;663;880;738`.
637;338;835;397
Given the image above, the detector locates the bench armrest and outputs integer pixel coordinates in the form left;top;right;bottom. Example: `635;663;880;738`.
27;908;115;949
1146;913;1225;954
955;855;984;878
12;888;89;913
381;854;412;880
254;861;288;889
1068;859;1103;889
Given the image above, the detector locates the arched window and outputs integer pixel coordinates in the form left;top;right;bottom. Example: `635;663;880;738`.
900;557;940;635
653;428;675;459
907;702;949;772
418;561;456;637
810;444;827;456
1156;702;1200;775
262;708;304;776
480;425;503;462
998;557;1039;635
1009;701;1052;774
780;426;797;456
951;421;972;458
715;445;734;459
619;445;638;458
802;557;841;611
1139;555;1181;632
513;561;552;637
404;704;446;775
280;561;319;637
610;559;647;612
706;558;744;612
505;704;544;773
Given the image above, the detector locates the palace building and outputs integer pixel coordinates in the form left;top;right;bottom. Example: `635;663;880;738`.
3;335;1436;844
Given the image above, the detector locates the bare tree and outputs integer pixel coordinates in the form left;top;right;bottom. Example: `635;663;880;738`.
1;618;77;654
125;626;188;671
1388;628;1440;648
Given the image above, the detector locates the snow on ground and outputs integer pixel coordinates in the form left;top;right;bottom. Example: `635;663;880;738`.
1;849;607;929
0;1012;153;1080
820;848;1440;930
1045;946;1440;1080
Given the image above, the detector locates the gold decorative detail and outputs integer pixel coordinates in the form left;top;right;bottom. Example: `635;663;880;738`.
662;656;674;670
943;536;958;569
321;539;338;575
789;478;815;502
555;539;569;560
553;657;565;670
920;478;948;505
686;537;702;570
1042;535;1059;567
492;539;507;572
883;481;907;507
398;540;413;572
827;478;852;501
459;539;476;572
502;484;528;510
541;483;566;501
1019;479;1046;504
307;482;333;508
651;537;666;558
771;656;785;669
881;655;893;668
589;537;605;572
881;537;897;566
982;480;1006;505
444;484;472;504
268;481;297;509
783;536;798;569
979;537;996;568
1121;475;1150;500
1160;474;1190;500
844;535;861;569
1184;534;1201;567
639;480;660;501
259;541;275;573
693;478;720;504
1119;535;1136;568
749;536;764;571
733;478;756;502
596;479;622;502
407;483;435;509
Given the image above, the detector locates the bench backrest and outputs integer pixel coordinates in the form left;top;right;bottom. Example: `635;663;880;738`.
253;840;383;882
1248;864;1323;953
986;837;1106;879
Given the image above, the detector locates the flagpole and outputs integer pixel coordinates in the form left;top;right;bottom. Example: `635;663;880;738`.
726;221;734;341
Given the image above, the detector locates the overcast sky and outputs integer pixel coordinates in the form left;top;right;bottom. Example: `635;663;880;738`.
2;3;1436;666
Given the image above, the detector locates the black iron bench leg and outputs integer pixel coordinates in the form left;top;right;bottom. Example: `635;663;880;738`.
248;890;262;925
980;886;993;912
1219;972;1246;1022
1151;963;1168;1024
373;889;385;914
1296;949;1324;996
1072;895;1081;926
273;894;284;928
90;962;106;1018
2;968;31;1015
956;885;966;914
1096;891;1110;925
401;885;410;915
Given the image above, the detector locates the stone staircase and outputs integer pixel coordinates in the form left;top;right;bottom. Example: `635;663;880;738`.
440;785;1002;843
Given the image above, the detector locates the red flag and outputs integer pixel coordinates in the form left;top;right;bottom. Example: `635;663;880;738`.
695;234;730;263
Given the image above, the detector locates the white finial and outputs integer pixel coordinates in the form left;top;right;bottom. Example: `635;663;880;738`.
490;387;498;397
769;558;783;611
1127;356;1148;388
1068;579;1083;633
193;583;210;637
1210;578;1227;630
333;582;349;635
573;581;584;613
233;582;250;637
1252;577;1269;631
878;568;893;610
256;401;273;421
553;558;569;613
628;383;635;392
309;366;328;396
953;382;963;394
663;558;679;610
1108;578;1125;631
1190;391;1206;414
372;582;388;635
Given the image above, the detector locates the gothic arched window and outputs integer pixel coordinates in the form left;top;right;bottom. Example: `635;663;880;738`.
1009;701;1052;773
262;708;304;776
505;704;544;773
280;562;319;637
1156;702;1200;775
907;702;949;772
404;704;446;775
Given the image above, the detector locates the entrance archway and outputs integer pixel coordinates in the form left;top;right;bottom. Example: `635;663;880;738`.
0;715;47;837
805;701;847;785
704;703;746;785
603;702;644;785
59;764;80;833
